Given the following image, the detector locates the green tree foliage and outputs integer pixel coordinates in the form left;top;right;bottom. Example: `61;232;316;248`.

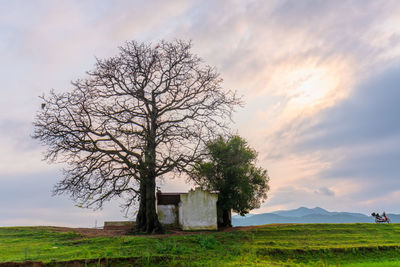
191;135;270;226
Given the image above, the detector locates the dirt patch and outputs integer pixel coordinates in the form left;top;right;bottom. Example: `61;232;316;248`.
0;261;43;267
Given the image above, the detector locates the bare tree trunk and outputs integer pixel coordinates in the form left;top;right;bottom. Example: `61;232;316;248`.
135;179;146;232
144;119;164;234
217;203;232;228
222;209;232;227
145;174;163;234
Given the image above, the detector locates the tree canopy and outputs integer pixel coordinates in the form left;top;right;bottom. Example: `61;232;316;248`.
191;135;269;226
33;40;240;233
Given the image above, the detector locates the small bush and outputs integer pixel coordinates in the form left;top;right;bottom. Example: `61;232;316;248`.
196;235;220;249
155;240;186;254
228;245;242;256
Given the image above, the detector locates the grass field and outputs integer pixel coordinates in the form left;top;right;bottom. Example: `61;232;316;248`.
1;224;400;266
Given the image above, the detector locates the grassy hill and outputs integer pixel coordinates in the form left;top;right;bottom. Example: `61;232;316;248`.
1;224;400;266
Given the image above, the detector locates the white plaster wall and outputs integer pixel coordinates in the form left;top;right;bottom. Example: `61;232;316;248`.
178;202;183;226
157;204;178;225
179;188;218;230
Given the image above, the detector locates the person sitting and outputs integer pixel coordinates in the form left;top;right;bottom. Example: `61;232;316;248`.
382;212;387;221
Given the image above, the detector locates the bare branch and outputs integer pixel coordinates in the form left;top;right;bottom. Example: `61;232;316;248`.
33;40;241;219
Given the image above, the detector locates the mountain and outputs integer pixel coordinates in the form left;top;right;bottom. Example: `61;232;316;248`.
232;207;399;226
232;214;254;219
387;214;400;222
272;207;367;218
272;207;331;217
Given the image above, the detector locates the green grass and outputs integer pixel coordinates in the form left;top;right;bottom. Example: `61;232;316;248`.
1;224;400;266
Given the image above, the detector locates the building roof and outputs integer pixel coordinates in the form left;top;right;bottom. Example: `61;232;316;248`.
156;188;219;205
157;192;182;205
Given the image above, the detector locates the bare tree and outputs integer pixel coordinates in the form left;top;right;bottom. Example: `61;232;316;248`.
33;40;240;233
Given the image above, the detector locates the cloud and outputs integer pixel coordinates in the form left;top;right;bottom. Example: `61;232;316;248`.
0;118;50;175
0;170;130;227
315;187;335;197
2;0;400;226
169;1;400;167
304;67;400;146
257;185;339;214
293;63;400;162
279;63;400;212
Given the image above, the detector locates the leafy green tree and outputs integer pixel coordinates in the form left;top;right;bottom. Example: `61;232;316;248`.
191;135;270;227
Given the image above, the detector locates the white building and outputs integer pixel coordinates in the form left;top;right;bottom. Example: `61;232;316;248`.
156;187;218;230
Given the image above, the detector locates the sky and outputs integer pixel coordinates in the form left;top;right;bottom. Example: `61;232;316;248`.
1;0;400;227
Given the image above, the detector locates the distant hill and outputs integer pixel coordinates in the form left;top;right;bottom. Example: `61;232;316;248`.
272;207;331;217
272;206;368;218
232;207;400;226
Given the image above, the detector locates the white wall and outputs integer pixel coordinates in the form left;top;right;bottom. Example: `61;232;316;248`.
179;188;218;230
157;204;178;225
